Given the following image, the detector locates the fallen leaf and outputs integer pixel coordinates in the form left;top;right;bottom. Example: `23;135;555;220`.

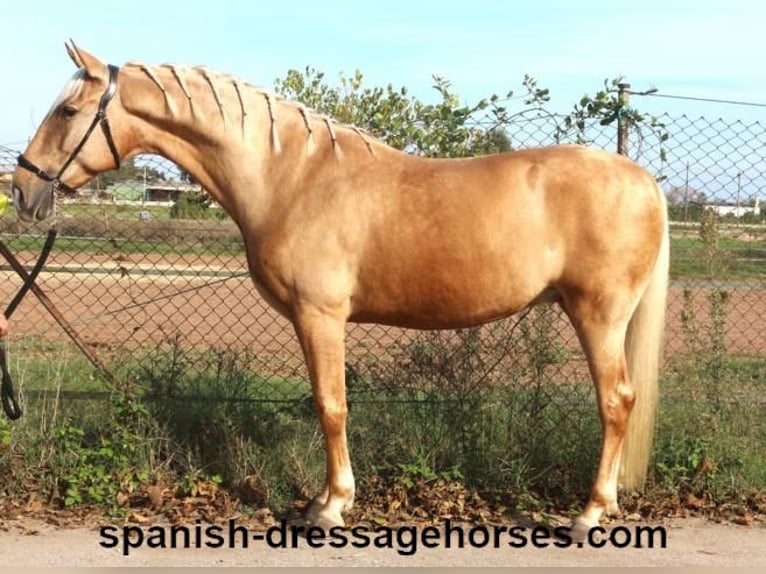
128;512;152;525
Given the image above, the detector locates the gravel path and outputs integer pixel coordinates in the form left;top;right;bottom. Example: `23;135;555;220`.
0;517;763;567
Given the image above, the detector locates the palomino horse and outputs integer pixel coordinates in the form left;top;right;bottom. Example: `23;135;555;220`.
13;43;668;534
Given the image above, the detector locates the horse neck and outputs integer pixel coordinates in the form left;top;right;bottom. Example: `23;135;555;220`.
118;63;277;220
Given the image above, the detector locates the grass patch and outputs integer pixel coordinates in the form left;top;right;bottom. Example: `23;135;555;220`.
656;355;766;494
4;345;762;517
1;297;764;519
670;216;766;279
58;203;174;221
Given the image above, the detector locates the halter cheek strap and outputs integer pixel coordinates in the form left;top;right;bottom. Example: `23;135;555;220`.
17;64;121;191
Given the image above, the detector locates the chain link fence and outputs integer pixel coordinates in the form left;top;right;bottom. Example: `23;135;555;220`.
0;106;764;411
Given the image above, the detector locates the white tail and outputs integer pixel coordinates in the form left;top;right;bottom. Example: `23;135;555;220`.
620;191;670;490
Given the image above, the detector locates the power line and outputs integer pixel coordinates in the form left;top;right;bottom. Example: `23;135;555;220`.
638;92;766;109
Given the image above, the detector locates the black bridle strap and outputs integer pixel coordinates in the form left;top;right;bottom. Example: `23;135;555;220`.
0;228;58;419
16;64;121;189
16;154;55;182
97;64;121;168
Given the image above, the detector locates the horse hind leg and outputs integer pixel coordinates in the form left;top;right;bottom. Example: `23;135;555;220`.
562;295;636;532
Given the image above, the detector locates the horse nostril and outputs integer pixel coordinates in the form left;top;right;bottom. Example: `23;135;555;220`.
11;186;24;210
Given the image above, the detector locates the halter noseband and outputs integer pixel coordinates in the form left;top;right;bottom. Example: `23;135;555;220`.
17;64;122;192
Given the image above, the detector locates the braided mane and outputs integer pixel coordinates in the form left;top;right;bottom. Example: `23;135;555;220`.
125;61;376;158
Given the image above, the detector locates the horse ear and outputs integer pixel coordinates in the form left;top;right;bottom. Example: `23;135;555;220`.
65;40;107;79
65;40;84;68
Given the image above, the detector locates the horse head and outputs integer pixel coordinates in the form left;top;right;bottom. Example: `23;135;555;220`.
13;42;123;221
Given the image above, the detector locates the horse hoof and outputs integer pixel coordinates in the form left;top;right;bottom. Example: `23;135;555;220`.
605;504;622;518
569;519;596;544
305;513;345;535
303;502;320;525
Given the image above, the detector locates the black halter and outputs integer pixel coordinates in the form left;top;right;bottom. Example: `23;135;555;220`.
17;64;122;191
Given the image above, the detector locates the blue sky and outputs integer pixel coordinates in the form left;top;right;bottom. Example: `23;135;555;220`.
1;0;763;147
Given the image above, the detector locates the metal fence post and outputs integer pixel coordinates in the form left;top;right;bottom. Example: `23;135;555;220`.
617;82;631;156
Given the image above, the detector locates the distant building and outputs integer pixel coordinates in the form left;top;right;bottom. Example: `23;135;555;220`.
707;197;760;218
145;183;202;202
100;180;203;203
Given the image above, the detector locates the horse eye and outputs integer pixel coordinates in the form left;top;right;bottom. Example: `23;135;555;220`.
60;105;78;119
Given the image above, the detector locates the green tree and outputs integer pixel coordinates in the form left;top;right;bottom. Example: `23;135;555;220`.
170;190;225;220
274;68;542;158
556;77;669;160
274;69;664;162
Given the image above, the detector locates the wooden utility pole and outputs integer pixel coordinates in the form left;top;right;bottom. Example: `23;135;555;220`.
617;82;631;156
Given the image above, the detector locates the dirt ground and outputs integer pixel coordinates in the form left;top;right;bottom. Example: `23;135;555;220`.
2;250;765;360
0;516;763;567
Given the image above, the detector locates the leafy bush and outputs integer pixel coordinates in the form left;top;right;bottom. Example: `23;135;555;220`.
170;191;226;220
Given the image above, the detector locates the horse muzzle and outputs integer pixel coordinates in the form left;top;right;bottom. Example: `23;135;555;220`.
12;182;55;222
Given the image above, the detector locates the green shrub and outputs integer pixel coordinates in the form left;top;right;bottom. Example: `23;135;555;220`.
169;191;226;220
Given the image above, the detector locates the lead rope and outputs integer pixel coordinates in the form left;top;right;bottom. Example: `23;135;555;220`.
0;227;57;419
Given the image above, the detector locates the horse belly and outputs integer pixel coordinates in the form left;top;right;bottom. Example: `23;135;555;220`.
351;249;556;329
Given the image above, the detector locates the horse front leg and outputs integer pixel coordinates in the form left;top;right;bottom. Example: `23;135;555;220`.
293;307;355;530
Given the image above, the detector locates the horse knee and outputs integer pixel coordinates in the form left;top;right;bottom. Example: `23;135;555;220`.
315;401;349;434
